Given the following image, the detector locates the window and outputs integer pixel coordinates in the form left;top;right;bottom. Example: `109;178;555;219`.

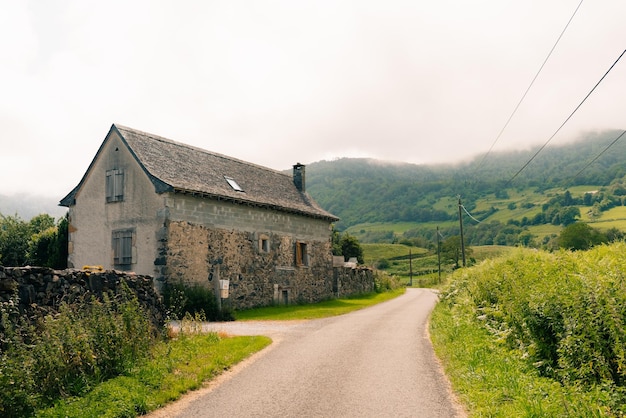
112;229;133;267
295;241;308;267
224;176;243;192
106;169;124;202
259;234;270;253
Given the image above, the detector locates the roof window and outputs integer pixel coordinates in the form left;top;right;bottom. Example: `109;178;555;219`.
224;176;244;192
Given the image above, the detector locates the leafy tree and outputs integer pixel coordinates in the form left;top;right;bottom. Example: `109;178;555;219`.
29;214;56;235
28;215;68;269
331;227;364;264
559;206;581;226
559;222;607;251
0;213;68;268
605;227;625;243
0;214;30;266
440;235;472;268
339;233;364;264
517;231;535;247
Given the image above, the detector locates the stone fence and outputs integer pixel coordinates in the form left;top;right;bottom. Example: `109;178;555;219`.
0;266;166;328
333;266;375;297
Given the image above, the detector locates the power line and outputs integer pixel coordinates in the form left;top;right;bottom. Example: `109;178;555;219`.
506;48;626;186
569;130;626;183
461;205;482;223
475;0;584;171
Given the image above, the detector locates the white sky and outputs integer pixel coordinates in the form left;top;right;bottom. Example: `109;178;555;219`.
1;0;625;198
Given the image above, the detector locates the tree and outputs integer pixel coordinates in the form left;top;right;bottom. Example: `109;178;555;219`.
605;227;625;243
339;233;364;264
29;214;56;235
0;213;68;268
331;227;364;264
441;236;473;268
559;206;581;226
559;222;607;251
28;214;68;269
0;214;30;266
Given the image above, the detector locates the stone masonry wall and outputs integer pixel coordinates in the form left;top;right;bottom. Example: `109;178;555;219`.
164;221;335;309
0;266;166;328
334;267;375;297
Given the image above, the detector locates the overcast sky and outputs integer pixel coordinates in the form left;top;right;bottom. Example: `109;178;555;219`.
1;0;624;198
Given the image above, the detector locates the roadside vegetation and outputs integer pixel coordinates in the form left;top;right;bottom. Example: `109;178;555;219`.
0;267;402;417
431;242;626;416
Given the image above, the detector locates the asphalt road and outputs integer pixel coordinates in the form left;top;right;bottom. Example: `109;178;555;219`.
149;288;465;417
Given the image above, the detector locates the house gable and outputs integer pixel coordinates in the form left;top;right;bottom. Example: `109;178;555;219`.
60;125;171;207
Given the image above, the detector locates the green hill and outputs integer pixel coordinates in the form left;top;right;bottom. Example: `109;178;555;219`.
305;130;626;248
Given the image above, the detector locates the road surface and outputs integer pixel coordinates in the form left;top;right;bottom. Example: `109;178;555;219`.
149;288;465;417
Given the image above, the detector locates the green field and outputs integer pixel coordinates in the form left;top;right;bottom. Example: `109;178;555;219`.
361;243;513;287
589;206;626;230
345;184;626;249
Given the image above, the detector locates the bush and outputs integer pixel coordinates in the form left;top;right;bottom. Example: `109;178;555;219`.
0;285;156;416
373;270;402;293
162;283;234;322
442;242;626;388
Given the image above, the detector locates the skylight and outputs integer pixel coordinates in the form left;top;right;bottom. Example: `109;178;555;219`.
224;176;244;192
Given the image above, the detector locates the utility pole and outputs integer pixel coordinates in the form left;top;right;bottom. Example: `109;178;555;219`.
436;226;441;283
458;196;466;267
408;248;413;287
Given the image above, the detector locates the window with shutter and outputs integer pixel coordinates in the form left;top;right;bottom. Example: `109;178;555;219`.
295;242;308;267
113;229;133;267
106;169;124;202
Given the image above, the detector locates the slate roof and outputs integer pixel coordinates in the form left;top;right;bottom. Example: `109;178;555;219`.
60;124;339;222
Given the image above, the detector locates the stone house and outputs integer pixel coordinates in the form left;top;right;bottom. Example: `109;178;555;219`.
60;124;339;309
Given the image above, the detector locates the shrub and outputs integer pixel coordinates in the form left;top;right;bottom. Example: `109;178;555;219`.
442;242;626;389
373;270;402;293
162;283;234;322
0;284;157;416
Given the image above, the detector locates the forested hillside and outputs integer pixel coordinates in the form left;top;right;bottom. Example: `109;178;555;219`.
306;130;626;246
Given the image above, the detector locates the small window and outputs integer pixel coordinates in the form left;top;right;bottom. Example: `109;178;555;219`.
106;169;124;202
295;241;308;267
224;176;243;192
259;234;270;253
112;229;133;267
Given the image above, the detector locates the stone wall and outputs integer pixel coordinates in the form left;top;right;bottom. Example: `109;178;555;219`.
333;267;375;297
0;266;166;328
163;221;335;309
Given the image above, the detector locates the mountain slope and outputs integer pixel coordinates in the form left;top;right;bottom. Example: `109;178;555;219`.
305;130;626;230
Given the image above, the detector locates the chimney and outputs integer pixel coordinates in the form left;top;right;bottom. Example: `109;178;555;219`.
293;163;305;192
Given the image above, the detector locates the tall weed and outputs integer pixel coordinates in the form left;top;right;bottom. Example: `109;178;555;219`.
162;283;233;321
442;242;626;390
0;284;157;416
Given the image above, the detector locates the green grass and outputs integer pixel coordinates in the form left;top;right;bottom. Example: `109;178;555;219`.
34;287;407;417
431;244;626;416
589;206;626;230
36;332;271;417
361;243;428;265
526;223;561;238
430;299;610;417
347;221;420;234
234;288;406;321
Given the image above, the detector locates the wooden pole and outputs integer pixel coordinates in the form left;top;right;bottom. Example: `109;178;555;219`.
458;197;466;267
408;248;413;287
437;226;441;283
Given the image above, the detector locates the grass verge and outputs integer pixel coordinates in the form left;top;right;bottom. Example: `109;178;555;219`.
36;332;271;418
430;244;626;416
234;288;406;321
429;299;612;416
